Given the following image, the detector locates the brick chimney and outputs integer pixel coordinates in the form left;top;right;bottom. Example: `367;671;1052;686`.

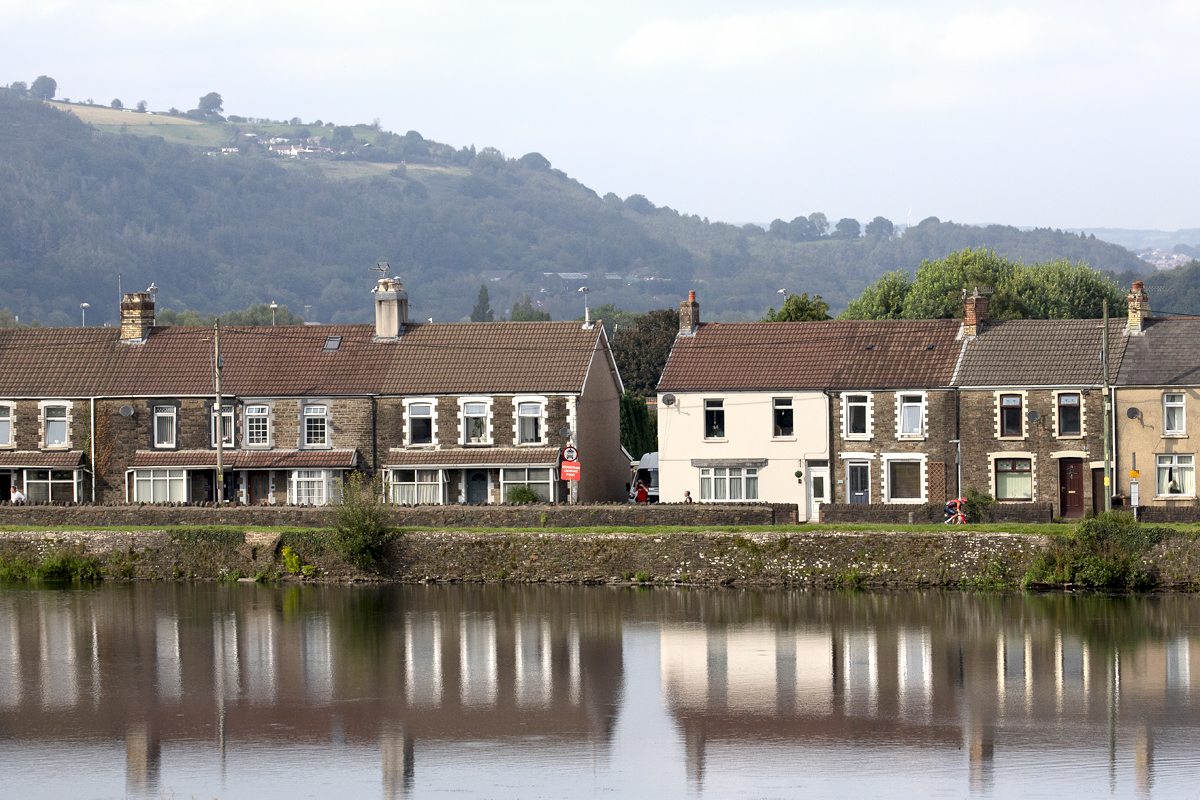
1127;280;1150;335
962;288;988;338
679;290;699;335
119;292;155;344
373;277;408;341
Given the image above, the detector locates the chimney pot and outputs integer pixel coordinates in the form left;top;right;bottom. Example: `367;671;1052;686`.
1127;281;1151;335
119;291;155;344
962;288;988;338
679;290;700;335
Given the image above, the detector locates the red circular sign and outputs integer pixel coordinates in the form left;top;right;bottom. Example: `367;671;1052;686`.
563;446;579;462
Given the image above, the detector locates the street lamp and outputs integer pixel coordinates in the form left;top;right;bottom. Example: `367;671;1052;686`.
80;302;89;327
270;301;278;326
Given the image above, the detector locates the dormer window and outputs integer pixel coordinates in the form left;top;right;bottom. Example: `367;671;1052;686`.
323;336;342;352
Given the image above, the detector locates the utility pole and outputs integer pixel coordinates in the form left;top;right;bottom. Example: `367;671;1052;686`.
1102;300;1112;512
214;318;224;504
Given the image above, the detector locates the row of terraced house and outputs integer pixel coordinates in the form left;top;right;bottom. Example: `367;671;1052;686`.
657;282;1200;520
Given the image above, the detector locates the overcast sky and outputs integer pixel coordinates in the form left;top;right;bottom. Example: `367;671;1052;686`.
3;1;1198;230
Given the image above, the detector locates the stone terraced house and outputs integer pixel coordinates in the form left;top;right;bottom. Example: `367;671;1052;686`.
0;280;626;505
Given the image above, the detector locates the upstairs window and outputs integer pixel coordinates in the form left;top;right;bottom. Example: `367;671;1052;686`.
211;406;234;447
43;405;68;447
1058;394;1081;436
773;398;793;437
408;403;434;445
704;399;725;439
245;405;270;446
0;405;10;447
845;395;869;437
899;395;924;436
153;406;176;448
463;402;488;444
1000;394;1023;438
1165;393;1186;434
517;402;543;444
304;405;328;446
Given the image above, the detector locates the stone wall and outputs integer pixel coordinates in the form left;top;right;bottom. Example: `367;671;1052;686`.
1137;506;1200;524
820;501;1054;524
0;501;799;530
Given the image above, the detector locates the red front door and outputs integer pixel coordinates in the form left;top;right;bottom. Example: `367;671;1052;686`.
1060;459;1084;518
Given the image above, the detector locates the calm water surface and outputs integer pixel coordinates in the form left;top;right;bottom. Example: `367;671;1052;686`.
0;583;1197;799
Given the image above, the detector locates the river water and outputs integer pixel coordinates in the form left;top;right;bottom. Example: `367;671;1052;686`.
0;584;1196;799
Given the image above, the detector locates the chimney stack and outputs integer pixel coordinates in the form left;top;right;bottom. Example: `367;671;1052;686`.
373;277;408;341
962;288;988;338
679;290;699;336
1127;280;1150;335
119;292;155;344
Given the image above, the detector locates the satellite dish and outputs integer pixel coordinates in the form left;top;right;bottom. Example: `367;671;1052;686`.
1027;410;1041;422
661;393;676;406
1127;407;1141;419
119;405;134;417
558;427;572;438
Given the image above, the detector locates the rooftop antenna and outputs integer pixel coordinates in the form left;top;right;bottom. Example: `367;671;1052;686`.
371;261;390;282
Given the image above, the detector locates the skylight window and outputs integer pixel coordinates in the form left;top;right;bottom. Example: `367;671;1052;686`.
323;336;342;352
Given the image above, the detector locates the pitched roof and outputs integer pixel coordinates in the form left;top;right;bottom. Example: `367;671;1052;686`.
130;449;358;469
0;451;86;468
954;319;1127;387
386;447;560;467
1115;317;1200;386
0;321;604;398
656;319;964;392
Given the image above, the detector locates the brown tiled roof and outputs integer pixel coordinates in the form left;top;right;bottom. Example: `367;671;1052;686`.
656;319;964;392
0;328;124;396
386;448;560;467
954;319;1127;387
1115;318;1200;386
0;451;86;468
130;449;358;469
0;321;604;398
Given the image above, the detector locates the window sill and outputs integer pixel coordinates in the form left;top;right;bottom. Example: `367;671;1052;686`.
300;445;333;450
1156;494;1196;500
41;446;70;451
407;443;436;448
886;497;925;504
516;442;546;447
703;438;729;443
771;436;797;442
1055;435;1085;440
997;498;1033;503
844;435;871;441
998;436;1026;441
1162;433;1189;439
897;434;926;441
462;442;493;447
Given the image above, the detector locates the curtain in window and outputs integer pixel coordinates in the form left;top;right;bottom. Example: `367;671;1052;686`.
900;403;922;435
1157;455;1195;495
889;461;922;499
995;459;1033;500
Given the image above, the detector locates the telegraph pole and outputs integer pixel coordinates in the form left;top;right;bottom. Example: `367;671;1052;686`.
214;318;224;504
1102;300;1112;512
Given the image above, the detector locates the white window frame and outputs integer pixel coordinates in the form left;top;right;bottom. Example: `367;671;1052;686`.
244;403;272;448
1164;392;1186;435
500;467;555;502
1156;453;1195;498
0;401;13;448
896;392;927;439
514;395;548;446
288;469;341;505
882;454;926;504
209;405;235;448
698;466;759;501
389;468;444;505
24;468;81;503
703;399;726;441
404;398;438;447
133;468;187;503
772;397;795;439
459;397;493;446
302;403;330;448
153;405;177;448
842;393;873;440
1053;391;1084;439
39;401;71;449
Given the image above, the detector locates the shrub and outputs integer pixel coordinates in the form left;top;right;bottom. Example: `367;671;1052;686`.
281;545;301;575
1024;511;1171;591
505;485;540;504
963;487;994;522
329;471;391;570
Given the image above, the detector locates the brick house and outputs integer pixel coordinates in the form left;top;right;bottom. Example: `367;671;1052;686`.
0;280;626;505
657;291;964;518
952;292;1127;518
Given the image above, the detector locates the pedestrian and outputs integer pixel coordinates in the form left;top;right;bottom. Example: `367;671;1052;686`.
9;485;25;504
635;480;649;503
682;490;693;504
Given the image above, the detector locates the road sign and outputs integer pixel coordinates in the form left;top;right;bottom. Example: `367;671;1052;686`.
562;446;579;462
1130;469;1140;478
561;461;581;481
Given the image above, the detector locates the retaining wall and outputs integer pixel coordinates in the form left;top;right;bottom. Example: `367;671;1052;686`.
819;502;1055;525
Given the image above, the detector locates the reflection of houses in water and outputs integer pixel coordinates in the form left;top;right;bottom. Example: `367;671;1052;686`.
0;586;624;798
660;614;1200;792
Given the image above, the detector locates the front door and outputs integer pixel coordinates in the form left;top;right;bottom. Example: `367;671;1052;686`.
809;466;829;521
466;470;488;504
1060;458;1084;518
249;471;271;505
848;462;870;504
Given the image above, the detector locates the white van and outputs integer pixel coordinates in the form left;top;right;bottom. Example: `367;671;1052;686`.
630;452;659;502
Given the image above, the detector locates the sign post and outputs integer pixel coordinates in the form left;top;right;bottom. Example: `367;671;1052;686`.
560;446;581;494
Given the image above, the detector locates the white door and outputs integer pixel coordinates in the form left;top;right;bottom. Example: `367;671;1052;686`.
808;466;829;521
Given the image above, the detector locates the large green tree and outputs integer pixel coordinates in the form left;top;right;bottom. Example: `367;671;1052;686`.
157;303;304;326
619;392;657;460
30;75;56;100
763;292;831;321
509;294;551;321
611;308;679;397
197;91;223;114
470;285;493;322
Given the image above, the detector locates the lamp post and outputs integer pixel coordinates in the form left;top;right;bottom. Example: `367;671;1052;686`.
80;302;89;327
270;301;278;326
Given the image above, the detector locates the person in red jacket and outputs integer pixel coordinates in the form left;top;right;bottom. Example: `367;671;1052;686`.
634;481;649;503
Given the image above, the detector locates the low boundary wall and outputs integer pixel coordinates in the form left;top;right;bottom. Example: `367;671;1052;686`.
819;502;1055;525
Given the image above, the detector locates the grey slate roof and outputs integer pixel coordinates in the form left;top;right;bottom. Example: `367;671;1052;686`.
953;319;1128;387
1115;317;1200;386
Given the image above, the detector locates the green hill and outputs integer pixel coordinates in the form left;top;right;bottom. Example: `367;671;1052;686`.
0;90;1151;326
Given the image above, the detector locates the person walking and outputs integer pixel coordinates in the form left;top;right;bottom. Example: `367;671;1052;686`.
9;485;25;504
682;490;693;504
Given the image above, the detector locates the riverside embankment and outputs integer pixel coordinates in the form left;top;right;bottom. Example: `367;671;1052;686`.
2;526;1199;589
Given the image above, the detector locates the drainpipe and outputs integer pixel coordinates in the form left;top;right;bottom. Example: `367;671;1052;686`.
371;397;378;476
825;389;835;506
90;397;96;503
954;387;961;501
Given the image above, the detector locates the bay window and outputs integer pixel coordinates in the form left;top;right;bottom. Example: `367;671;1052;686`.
289;469;337;505
501;468;553;502
391;469;442;504
133;469;186;503
25;469;79;503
